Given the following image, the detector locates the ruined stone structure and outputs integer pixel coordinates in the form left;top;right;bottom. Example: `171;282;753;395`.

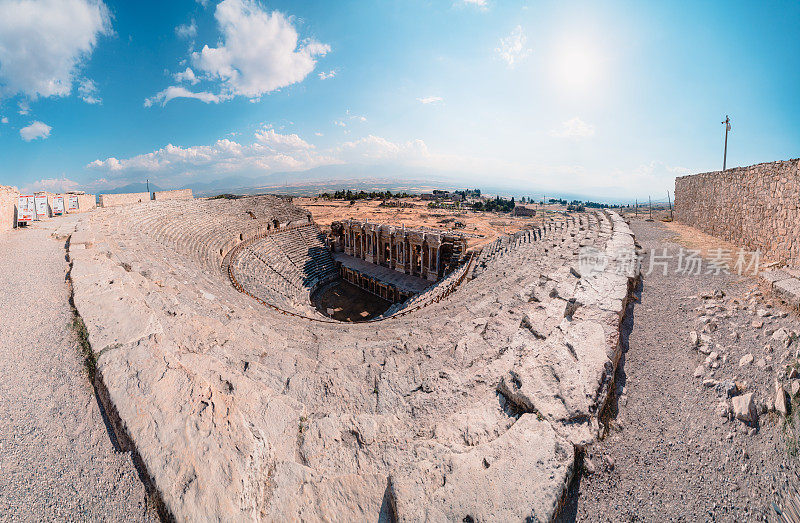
47;192;96;215
66;195;637;521
98;188;193;207
0;187;96;229
330;219;467;282
675;158;800;265
72;193;98;213
153;188;193;201
99;192;151;207
0;185;19;231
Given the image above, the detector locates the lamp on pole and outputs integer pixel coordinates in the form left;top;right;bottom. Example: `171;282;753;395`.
721;115;731;171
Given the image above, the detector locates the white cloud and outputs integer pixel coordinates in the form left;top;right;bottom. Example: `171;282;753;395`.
18;100;30;115
0;0;111;100
144;86;225;107
496;25;531;68
336;135;429;163
78;78;101;104
148;0;330;106
549;117;595;138
85;129;435;187
346;109;366;122
23;176;81;193
84;127;602;196
318;69;336;80
314;132;323;136
175;19;197;39
333;120;346;127
461;0;488;9
88;134;332;182
174;67;200;85
20;120;52;141
253;127;313;152
1;116;8;124
417;96;443;104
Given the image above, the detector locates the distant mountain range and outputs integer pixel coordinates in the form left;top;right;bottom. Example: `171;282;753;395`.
91;164;634;205
101;182;164;194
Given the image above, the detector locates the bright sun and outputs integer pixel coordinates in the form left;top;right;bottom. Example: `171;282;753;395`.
551;39;604;92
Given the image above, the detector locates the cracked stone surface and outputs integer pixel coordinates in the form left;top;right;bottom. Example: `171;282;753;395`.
67;197;637;520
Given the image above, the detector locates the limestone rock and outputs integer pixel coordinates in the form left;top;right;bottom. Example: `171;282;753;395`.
775;382;788;416
583;457;596;475
739;353;754;367
772;328;790;344
716;380;737;398
732;393;757;423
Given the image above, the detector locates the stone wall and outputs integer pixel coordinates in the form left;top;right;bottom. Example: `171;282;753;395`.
153;189;192;201
674;159;800;264
99;192;151;207
41;193;97;215
0;185;19;231
78;194;97;212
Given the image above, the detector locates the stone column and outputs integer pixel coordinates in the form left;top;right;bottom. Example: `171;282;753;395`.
389;232;395;269
430;245;438;281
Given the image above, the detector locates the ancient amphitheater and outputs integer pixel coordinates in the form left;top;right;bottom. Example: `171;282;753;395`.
56;194;638;520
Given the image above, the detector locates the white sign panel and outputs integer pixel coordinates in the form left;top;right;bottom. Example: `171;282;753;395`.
67;195;79;213
17;195;34;224
34;194;48;220
53;195;65;216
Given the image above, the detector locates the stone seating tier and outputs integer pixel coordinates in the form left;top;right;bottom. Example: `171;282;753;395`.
67;197;638;522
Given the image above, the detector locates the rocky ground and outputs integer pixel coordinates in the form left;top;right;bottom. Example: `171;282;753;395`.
0;218;156;521
561;219;798;521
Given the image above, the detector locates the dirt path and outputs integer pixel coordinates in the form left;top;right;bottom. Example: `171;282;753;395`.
0;219;155;521
561;219;794;521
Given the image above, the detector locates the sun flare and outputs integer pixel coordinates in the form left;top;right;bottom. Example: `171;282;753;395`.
552;39;604;92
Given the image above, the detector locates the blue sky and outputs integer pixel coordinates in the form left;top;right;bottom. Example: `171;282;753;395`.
0;0;798;200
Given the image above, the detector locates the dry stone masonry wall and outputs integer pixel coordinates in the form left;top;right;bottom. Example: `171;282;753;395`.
675;158;800;265
153;188;193;201
0;185;19;231
66;197;638;521
73;193;97;212
99;192;151;207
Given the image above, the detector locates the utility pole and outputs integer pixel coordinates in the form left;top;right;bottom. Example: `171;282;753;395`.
146;178;150;194
667;191;673;221
721;115;731;171
635;199;638;218
648;196;652;220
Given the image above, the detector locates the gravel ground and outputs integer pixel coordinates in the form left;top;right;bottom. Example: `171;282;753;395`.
560;219;796;522
0;219;156;521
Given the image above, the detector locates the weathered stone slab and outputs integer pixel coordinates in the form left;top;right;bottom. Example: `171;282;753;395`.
760;269;792;285
773;277;800;307
389;414;573;522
